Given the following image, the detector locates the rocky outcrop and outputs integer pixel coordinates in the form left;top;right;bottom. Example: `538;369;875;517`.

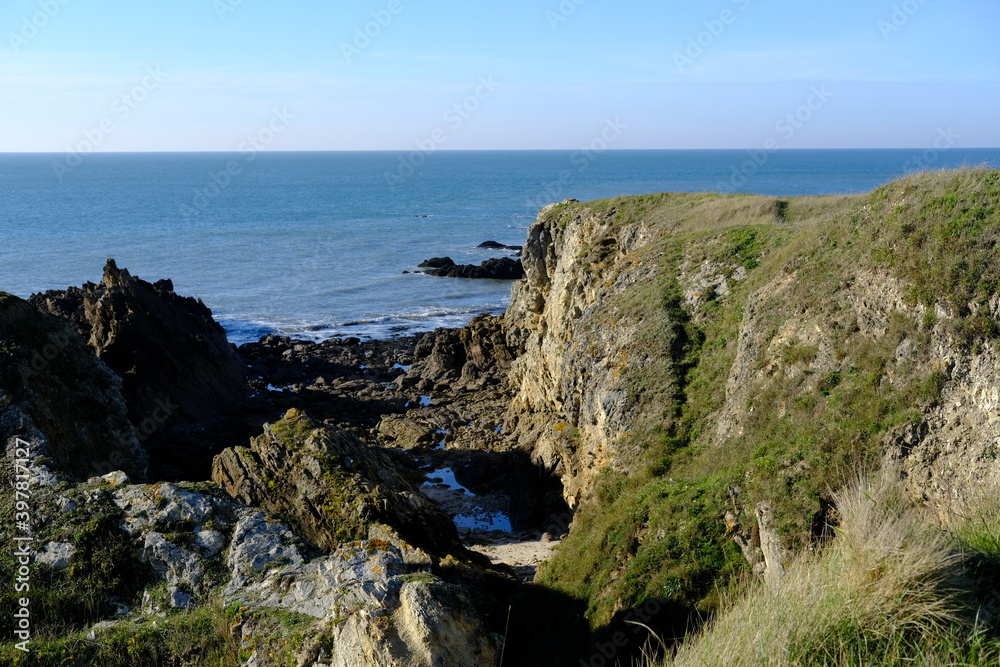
6;466;500;666
0;292;147;481
237;333;414;431
31;259;248;479
212;408;464;557
418;257;524;280
887;322;1000;518
400;314;515;393
319;570;499;667
504;201;656;506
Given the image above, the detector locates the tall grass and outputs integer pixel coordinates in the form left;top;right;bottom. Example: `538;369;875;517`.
662;470;1000;667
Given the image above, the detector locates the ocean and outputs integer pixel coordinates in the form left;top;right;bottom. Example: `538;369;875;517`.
2;149;999;344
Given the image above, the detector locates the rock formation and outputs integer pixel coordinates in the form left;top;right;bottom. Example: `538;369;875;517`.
400;314;515;393
504;200;651;507
4;466;499;666
0;292;147;481
212;408;465;557
31;259;249;479
476;240;523;253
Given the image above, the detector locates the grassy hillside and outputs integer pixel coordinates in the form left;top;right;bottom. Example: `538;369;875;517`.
536;168;1000;645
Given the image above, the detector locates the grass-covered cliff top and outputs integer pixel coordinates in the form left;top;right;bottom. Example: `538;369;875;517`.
532;168;1000;662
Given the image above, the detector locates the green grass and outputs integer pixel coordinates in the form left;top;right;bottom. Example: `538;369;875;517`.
0;474;150;637
0;601;317;667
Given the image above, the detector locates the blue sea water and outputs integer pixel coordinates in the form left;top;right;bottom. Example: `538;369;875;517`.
2;149;999;344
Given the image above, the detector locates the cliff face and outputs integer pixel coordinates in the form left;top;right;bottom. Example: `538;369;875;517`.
499;169;1000;624
505;200;658;507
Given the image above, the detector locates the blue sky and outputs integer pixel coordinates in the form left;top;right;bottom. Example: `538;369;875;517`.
1;0;997;151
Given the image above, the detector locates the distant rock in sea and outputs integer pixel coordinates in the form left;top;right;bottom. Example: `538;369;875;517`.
417;257;524;280
476;240;523;253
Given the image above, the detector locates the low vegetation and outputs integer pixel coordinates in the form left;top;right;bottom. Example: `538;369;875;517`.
0;601;316;667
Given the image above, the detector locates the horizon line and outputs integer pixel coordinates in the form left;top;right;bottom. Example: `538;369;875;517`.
2;147;1000;155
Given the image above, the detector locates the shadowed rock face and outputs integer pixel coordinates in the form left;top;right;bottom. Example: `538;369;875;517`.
0;292;148;481
212;408;467;558
30;259;248;479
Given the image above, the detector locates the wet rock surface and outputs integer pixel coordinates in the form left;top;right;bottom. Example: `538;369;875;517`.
417;257;524;280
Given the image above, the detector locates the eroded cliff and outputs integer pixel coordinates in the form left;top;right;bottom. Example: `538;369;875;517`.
500;168;1000;630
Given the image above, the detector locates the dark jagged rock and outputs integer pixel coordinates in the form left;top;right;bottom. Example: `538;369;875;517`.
476;240;523;252
237;334;414;432
212;408;470;558
0;292;148;481
418;257;524;280
30;259;249;480
418;257;456;270
399;314;515;393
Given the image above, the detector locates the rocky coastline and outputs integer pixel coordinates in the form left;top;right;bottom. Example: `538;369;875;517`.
2;254;572;666
5;169;1000;666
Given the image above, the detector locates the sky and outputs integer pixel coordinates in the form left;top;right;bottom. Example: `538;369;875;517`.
1;0;997;151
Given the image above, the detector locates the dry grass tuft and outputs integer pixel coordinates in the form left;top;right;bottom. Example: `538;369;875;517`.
663;469;990;667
